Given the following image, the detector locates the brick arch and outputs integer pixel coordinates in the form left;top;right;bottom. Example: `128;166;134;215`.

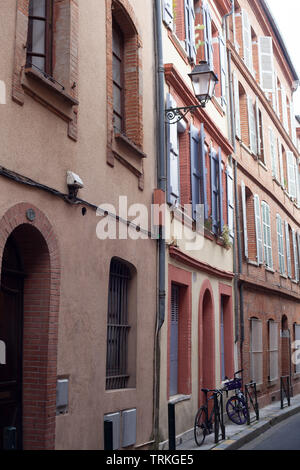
198;280;215;408
112;0;141;38
0;203;60;450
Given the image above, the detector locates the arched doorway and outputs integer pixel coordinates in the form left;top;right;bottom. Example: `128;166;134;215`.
0;205;60;450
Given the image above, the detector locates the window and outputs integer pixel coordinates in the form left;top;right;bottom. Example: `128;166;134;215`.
247;95;257;155
287;151;297;199
112;21;124;133
269;127;278;180
233;72;241;139
170;284;180;396
261;201;273;269
26;0;53;75
250;318;263;385
257;104;265;163
285;221;292;279
210;147;224;235
106;258;136;390
294;324;300;375
258;37;274;98
292;229;299;282
190;123;208;221
276;214;285;276
241;9;253;73
268;320;279;382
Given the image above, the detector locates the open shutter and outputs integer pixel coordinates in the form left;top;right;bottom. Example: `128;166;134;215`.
285;221;292;278
170;284;179;396
254;194;263;264
166;94;180;206
278;140;284;187
227;164;234;239
297;163;300;208
219;34;227;107
290;99;297;145
262;202;272;269
269;127;278;180
184;0;196;62
199;124;208;220
287;151;296;199
247;95;257;154
281;86;289;132
297;232;300;281
295;324;300;374
268;321;279;381
202;1;213;69
258;37;274;93
292;229;299;282
210;147;219;235
241;9;253;72
163;0;174;30
233;71;241;139
256;97;261;157
218;148;224;234
190;125;201;221
276;214;285;275
241;181;248;259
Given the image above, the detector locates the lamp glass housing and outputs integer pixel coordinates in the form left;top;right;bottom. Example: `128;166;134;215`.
189;61;218;107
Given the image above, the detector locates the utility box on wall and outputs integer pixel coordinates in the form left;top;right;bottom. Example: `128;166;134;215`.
56;378;69;415
104;412;121;450
122;409;136;447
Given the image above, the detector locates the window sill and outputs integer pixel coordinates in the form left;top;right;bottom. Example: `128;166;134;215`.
272;177;281;186
265;266;275;274
169;394;191;405
267;378;278;387
247;259;259;267
258;160;268;172
114;132;147;159
280;273;288;279
24;67;78;107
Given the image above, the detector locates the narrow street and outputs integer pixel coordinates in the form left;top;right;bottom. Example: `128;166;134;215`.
240;413;300;450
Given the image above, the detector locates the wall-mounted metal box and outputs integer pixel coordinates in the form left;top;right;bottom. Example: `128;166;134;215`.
104;412;121;450
56;378;69;414
122;408;136;447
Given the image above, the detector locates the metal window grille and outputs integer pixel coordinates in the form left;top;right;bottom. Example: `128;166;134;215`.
250;318;263;385
268;321;279;381
106;259;131;390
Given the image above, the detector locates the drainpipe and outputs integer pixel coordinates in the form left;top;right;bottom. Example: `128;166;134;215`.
153;0;166;449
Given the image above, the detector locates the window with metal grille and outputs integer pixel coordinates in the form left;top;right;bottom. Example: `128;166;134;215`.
106;259;131;390
26;0;53;75
250;318;263;385
170;284;179;396
112;20;124;134
268;320;279;381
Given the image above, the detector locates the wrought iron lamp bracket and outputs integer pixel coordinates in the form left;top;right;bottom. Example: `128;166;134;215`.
165;104;204;124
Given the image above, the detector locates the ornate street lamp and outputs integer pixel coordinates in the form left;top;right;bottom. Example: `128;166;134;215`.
165;61;218;123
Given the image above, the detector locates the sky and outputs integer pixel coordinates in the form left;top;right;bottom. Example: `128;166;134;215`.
266;0;300;115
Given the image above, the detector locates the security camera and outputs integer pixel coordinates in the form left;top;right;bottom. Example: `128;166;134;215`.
66;171;84;200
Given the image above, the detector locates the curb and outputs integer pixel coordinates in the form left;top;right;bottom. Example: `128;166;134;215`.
211;403;300;450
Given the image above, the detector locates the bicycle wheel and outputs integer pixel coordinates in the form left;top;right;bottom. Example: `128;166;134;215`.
226;396;248;425
194;406;209;446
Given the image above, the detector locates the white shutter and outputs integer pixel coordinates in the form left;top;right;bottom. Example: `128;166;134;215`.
281;86;289;132
287;151;296;199
242;9;253;72
295;324;300;374
258;37;274;93
163;0;174;30
254;194;263;264
184;0;196;62
297;232;300;282
269;321;279;381
256;97;261;157
262;201;273;269
233;71;241;139
227;165;234;239
168;94;180;206
278;140;284;188
251;318;263;384
219;34;227;108
269;127;278;180
272;72;277;112
285;221;292;278
241;181;248;259
247;96;257;154
292;229;299;282
203;1;213;70
276;214;285;275
291;99;297;145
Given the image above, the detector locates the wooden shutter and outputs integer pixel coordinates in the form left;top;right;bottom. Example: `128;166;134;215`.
285;221;292;278
210;147;219;235
226;165;234;239
241;181;248;259
247;95;257;154
202;0;213;69
184;0;196;62
276;214;285;275
255;97;261;157
297;232;300;282
269;127;278;179
200;124;208;220
295;324;300;374
254;194;263;264
166;94;180;206
220;300;225;380
290;99;297;145
163;0;174;30
250;318;263;384
281;86;289;131
219;34;227;107
287;151;296;199
241;9;253;72
258;37;274;93
262;201;272;269
233;71;241;139
190;125;201;221
278;140;284;187
170;284;179;396
218;148;224;234
292;229;299;282
268;321;279;381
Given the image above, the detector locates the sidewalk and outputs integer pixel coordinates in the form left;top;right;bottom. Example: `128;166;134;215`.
175;392;300;451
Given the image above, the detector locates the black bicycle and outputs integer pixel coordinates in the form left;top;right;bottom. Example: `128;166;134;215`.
223;369;249;425
194;387;223;446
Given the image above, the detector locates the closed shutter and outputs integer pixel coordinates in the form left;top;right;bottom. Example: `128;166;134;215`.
281;86;289;132
200;124;208;220
269;127;278;179
170;284;179;396
233;72;241;139
250;318;263;385
241;181;248;259
226;165;234;239
287;151;296;199
256;97;261;157
276;214;285;275
184;0;196;62
285;221;292;278
278;140;284;187
247;95;257;154
292;229;299;282
219;34;227;107
163;0;174;30
258;37;274;93
190;125;201;221
241;9;253;72
166;94;180;206
254;194;263;264
295;324;300;374
210;147;219;235
262;201;272;269
269;321;279;381
218;148;224;234
202;0;213;69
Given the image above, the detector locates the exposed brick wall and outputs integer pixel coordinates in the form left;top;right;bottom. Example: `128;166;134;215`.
0;203;60;450
173;0;185;42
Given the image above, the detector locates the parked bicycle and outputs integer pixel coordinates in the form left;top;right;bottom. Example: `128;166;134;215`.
223;369;249;425
194;387;224;446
